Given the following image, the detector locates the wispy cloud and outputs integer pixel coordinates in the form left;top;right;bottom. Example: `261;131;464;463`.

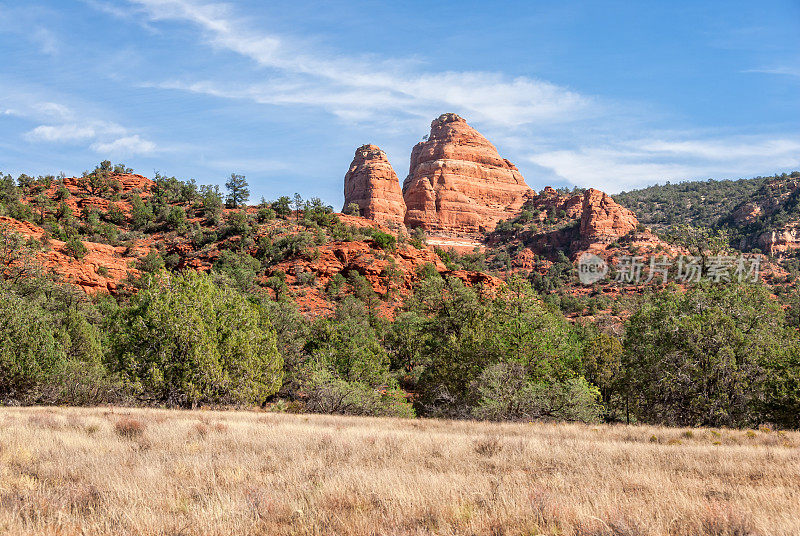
32;26;59;56
80;0;159;32
0;5;60;57
743;66;800;79
91;134;157;156
529;135;800;193
25;124;98;143
36;102;75;121
16;100;158;157
125;0;592;128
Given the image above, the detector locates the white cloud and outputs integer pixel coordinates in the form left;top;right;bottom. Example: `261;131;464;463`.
91;134;157;156
637;138;800;162
529;136;800;193
25;124;97;143
19;103;157;156
744;66;800;79
24;120;128;144
0;94;77;122
127;0;592;128
37;102;75;121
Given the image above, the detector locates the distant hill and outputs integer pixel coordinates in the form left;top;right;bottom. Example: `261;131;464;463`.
613;175;784;229
614;172;800;255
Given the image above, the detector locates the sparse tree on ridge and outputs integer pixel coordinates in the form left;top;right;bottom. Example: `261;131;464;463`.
225;173;250;208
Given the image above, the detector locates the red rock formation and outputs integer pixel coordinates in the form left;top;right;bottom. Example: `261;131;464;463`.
513;248;536;270
61;172;154;194
579;188;638;242
524;186;584;222
403;113;534;235
342;145;406;228
0;216;148;293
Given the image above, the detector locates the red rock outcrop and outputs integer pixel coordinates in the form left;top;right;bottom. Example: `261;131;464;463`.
61;172;153;194
266;239;503;316
0;216;148;293
579;188;638;242
522;186;584;222
403;113;534;235
342;145;406;228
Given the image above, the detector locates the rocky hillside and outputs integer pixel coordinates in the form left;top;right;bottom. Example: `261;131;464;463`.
4;113;791;317
614;171;800;257
614;176;770;229
0;158;507;316
720;175;800;256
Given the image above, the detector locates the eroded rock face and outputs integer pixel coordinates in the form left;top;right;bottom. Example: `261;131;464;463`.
579;189;638;242
62;173;153;193
0;216;147;294
726;178;800;256
403;113;534;235
342;145;406;228
266;239;502;316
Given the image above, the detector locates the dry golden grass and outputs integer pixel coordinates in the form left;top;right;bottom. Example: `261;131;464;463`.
0;407;798;535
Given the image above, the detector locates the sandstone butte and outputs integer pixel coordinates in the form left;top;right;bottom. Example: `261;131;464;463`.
402;113;535;236
342;144;406;228
342;114;640;253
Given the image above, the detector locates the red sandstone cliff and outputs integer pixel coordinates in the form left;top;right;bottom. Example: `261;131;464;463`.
402;113;534;235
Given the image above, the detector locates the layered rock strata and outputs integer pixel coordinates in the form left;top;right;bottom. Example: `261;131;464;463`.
342;145;406;228
402;113;534;235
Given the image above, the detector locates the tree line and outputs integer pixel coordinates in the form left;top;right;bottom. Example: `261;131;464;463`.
2;229;799;428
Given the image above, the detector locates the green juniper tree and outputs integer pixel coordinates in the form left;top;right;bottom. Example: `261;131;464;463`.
225;173;250;208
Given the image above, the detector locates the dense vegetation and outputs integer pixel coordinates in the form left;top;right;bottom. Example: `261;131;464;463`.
613;175;773;228
3;224;800;427
2;165;800;428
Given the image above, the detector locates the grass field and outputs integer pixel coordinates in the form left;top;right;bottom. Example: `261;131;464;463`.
0;407;798;535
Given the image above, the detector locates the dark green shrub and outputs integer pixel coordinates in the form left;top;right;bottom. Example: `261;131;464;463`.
369;229;396;251
64;236;88;259
105;202;125;225
111;271;283;407
166;206;187;232
136;250;164;273
470;362;601;422
301;369;413;417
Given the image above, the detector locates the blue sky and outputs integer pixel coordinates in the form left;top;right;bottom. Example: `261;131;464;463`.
1;0;799;207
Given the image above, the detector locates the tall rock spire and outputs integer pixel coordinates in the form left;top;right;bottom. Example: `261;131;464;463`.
342;144;406;228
